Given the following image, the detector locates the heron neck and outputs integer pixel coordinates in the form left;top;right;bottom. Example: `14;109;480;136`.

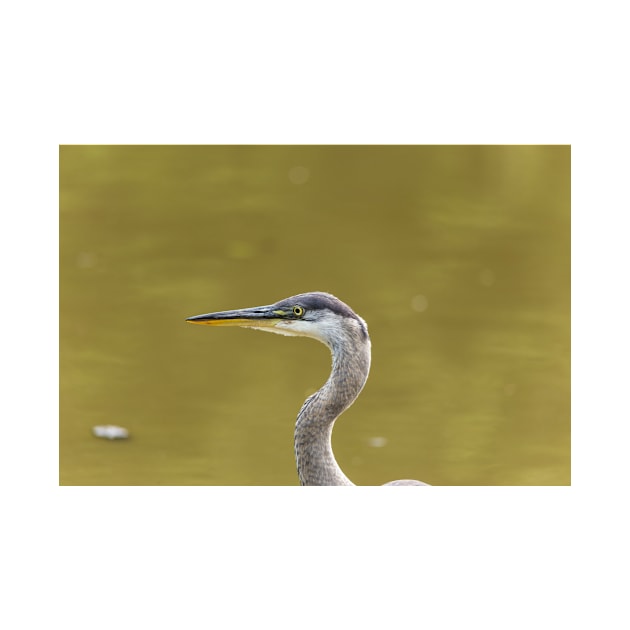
294;331;371;486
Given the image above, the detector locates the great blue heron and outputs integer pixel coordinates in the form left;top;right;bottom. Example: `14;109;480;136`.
187;292;429;486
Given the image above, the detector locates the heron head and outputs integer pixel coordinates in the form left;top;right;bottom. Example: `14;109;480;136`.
186;291;369;348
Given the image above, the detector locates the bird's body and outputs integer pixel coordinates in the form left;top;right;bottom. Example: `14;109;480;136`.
187;292;429;486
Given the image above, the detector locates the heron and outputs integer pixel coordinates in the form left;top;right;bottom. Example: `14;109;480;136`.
186;292;429;486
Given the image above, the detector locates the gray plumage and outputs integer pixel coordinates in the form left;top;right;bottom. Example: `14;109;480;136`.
187;292;429;486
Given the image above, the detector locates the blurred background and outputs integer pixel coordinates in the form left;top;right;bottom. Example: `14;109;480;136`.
59;145;570;485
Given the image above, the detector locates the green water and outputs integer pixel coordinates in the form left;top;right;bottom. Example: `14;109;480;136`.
59;145;570;485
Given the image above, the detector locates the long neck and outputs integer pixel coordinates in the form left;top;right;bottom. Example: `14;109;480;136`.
294;328;371;486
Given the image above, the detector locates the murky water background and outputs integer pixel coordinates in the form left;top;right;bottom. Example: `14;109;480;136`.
59;145;570;485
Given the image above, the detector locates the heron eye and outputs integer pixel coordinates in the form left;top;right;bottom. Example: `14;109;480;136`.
293;305;305;317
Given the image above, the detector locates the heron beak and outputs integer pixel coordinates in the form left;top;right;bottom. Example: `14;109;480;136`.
186;305;282;329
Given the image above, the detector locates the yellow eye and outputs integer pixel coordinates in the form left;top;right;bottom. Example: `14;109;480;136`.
293;305;305;317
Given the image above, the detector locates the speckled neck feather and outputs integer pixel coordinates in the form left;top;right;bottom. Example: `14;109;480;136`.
294;317;370;486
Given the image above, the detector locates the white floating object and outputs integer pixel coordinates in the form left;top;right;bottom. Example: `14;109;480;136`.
367;436;388;448
92;425;129;440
